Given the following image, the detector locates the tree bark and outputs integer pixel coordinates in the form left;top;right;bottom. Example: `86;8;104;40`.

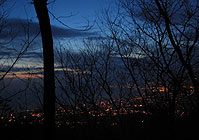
33;0;55;139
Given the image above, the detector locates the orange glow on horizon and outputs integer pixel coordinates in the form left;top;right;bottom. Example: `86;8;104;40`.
0;69;44;79
5;73;43;79
0;67;91;79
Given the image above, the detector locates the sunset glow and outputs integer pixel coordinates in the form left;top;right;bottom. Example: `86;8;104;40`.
0;68;91;79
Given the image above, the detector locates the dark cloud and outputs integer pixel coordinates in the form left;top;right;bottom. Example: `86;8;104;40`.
0;51;12;55
0;18;97;59
21;51;42;58
0;18;96;39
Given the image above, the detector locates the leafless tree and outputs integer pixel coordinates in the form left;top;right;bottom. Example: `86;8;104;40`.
0;0;40;115
55;37;143;139
99;0;199;138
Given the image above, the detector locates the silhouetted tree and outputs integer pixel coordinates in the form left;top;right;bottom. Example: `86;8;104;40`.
153;0;199;108
100;0;199;138
55;38;140;139
33;0;55;139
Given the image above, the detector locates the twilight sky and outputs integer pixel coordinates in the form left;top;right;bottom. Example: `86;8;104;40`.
1;0;118;107
0;0;118;77
8;0;117;28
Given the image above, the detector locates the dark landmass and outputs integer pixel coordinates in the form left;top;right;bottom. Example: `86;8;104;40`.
0;110;198;140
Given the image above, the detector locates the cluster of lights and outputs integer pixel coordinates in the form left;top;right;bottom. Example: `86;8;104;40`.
1;92;187;128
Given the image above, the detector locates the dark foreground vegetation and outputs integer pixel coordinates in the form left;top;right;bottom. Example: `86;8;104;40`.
1;0;199;140
0;109;198;140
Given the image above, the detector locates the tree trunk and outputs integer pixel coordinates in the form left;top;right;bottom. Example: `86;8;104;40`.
33;0;55;139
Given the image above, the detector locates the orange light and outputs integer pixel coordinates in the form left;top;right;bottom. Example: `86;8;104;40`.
159;89;165;92
37;113;41;117
32;113;41;117
113;113;117;116
180;112;184;117
136;97;142;100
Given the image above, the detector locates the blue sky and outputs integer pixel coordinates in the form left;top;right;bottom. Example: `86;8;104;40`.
0;0;117;69
1;0;120;109
8;0;117;28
